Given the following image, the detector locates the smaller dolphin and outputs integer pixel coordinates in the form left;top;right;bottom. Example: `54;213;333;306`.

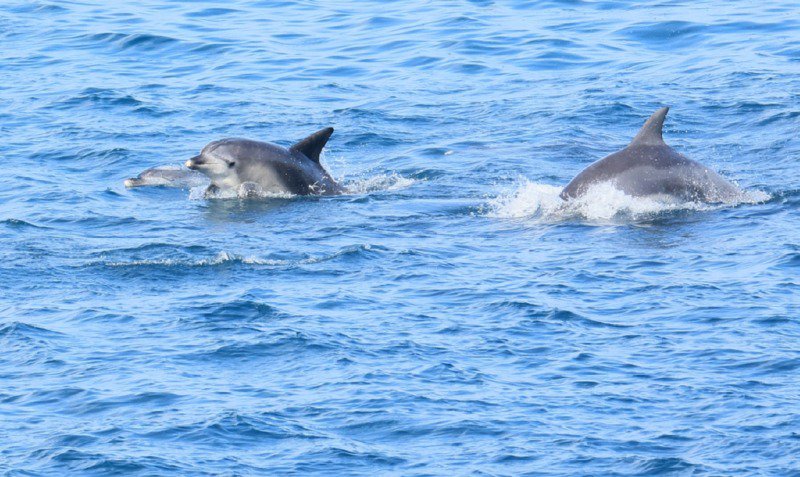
124;166;208;188
560;107;743;203
185;128;342;197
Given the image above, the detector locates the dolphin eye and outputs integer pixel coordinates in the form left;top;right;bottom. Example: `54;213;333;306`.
228;161;236;168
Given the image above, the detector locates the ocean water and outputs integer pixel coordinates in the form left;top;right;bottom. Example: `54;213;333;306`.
1;0;799;474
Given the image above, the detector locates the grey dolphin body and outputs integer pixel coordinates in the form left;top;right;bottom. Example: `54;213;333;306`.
186;127;342;197
560;107;742;202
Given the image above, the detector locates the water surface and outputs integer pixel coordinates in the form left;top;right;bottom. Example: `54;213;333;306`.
1;0;799;474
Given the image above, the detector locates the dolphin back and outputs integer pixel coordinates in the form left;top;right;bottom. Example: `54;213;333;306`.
560;107;742;202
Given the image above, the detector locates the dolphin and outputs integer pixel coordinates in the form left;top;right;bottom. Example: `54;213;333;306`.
185;127;342;197
560;107;743;203
124;166;208;188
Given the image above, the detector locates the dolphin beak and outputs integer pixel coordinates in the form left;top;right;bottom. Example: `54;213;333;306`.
185;155;201;170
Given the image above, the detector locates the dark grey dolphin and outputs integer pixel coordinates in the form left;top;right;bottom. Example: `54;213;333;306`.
185;127;343;197
560;107;743;202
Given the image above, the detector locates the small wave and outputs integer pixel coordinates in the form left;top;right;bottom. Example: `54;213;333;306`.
185;7;241;18
0;322;63;339
205;333;333;360
143;411;323;444
0;218;46;229
103;251;285;268
184;299;285;324
55;88;143;109
74;392;182;416
635;456;698;474
101;245;381;268
616;20;706;50
485;179;770;223
78;32;181;52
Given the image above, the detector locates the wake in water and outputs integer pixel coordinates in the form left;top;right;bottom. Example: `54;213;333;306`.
187;172;417;200
341;172;417;194
99;245;379;268
487;179;770;223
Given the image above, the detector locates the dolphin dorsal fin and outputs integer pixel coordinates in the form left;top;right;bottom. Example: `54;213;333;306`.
630;106;669;146
290;127;334;163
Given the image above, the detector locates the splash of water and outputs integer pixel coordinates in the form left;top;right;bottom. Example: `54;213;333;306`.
342;173;418;194
487;179;770;223
188;173;417;200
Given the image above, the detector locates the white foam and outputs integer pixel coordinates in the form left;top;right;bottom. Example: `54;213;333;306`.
103;251;289;267
188;184;295;200
100;247;375;268
486;179;770;223
343;173;418;194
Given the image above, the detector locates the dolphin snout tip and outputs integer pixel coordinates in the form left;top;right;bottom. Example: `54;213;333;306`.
123;178;139;188
184;160;195;169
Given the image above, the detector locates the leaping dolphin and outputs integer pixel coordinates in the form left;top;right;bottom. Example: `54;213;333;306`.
560;107;743;203
185;127;343;197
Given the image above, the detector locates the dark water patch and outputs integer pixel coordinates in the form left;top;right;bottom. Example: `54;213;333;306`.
114;33;180;51
8;3;69;14
185;7;242;18
0;322;63;339
710;20;800;34
73;308;137;324
756;110;800;127
17;387;89;407
179;298;290;328
75;32;180;51
520;51;601;70
53;88;144;111
188;42;235;55
83;456;183;475
774;44;800;61
73;392;183;416
616;21;706;50
752;315;795;326
397;55;441;67
294;446;406;473
362;16;406;29
0;218;48;230
42;449;182;474
774;250;800;268
186;330;337;362
415;362;487;385
70;31;229;59
48;433;98;448
40;213;157;229
0;322;68;369
143;411;323;444
489;302;631;330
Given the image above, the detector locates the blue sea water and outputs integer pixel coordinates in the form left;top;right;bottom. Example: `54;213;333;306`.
1;0;799;474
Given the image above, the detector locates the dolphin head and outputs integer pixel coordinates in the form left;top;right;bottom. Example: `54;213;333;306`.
185;140;242;187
